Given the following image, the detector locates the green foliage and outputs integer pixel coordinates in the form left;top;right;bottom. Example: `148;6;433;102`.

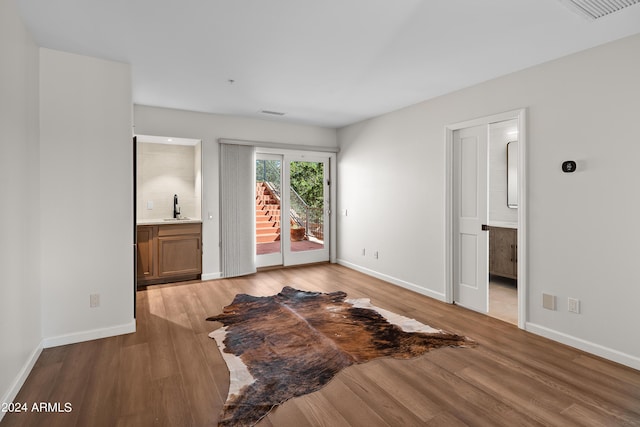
255;160;281;184
256;159;323;209
290;161;323;208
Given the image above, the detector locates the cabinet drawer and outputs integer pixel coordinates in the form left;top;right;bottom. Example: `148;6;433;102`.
158;223;201;236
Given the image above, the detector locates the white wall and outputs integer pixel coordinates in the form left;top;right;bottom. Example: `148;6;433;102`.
0;0;42;413
40;48;134;344
337;34;640;368
133;105;337;279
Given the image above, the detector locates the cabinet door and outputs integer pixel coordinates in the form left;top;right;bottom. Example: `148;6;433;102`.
158;234;202;277
489;227;517;279
136;226;157;280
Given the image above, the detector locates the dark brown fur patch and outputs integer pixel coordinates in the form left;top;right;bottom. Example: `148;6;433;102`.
207;286;472;426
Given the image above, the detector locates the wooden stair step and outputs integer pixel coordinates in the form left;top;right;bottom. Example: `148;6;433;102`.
257;228;281;235
257;233;280;243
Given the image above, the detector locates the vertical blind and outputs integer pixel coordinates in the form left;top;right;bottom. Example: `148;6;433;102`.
220;143;256;277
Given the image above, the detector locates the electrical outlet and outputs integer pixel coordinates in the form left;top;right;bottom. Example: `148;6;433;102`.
146;200;154;210
90;294;100;308
373;251;379;259
568;298;580;314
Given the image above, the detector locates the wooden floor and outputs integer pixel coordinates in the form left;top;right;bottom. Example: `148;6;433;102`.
3;264;640;426
488;275;518;325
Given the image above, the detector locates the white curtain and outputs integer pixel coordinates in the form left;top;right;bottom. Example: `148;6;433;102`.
220;143;256;277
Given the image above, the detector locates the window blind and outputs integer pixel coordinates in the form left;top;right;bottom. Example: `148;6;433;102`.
220;143;256;277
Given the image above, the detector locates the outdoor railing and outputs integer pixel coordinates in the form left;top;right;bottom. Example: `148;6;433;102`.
256;159;324;242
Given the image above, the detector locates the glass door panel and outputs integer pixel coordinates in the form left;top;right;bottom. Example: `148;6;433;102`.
255;155;283;267
284;157;329;265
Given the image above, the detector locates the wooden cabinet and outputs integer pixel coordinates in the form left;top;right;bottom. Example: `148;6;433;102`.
136;226;157;281
136;223;202;286
489;226;517;280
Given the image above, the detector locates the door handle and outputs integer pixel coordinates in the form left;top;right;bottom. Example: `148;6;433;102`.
481;224;490;231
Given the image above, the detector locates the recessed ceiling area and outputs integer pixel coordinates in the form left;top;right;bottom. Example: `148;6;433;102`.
15;0;640;128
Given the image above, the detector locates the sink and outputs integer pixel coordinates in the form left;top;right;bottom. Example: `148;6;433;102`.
163;217;191;221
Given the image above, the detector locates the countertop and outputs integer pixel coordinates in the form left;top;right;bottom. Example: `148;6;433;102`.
137;218;202;226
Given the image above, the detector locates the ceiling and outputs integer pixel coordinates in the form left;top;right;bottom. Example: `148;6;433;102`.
15;0;640;128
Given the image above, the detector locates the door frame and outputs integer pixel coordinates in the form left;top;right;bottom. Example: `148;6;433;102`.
256;147;337;266
445;108;527;329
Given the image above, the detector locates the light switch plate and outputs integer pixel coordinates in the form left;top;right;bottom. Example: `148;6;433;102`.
147;200;154;210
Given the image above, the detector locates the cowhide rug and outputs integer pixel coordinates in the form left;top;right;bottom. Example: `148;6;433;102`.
206;286;473;426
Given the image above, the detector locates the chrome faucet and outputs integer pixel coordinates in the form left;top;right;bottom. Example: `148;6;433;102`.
173;194;181;219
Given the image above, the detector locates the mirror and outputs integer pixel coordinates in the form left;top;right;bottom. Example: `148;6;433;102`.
507;141;518;208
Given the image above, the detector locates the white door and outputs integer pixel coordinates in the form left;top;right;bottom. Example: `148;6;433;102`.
255;152;330;267
453;125;489;313
283;155;330;266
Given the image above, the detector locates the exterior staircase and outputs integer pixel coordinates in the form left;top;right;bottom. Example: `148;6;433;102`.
256;182;281;243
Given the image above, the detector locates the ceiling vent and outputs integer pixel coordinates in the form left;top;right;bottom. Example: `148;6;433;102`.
558;0;640;19
260;110;285;116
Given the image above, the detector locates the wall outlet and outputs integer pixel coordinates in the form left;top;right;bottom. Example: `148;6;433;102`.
373;251;379;259
90;293;100;308
568;298;580;314
146;200;154;210
542;293;556;310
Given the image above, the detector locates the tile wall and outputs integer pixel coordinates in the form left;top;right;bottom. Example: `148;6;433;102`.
137;142;202;220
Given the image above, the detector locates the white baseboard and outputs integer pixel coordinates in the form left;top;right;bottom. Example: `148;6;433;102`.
526;322;640;371
0;341;43;422
43;320;136;349
201;272;222;281
337;259;446;302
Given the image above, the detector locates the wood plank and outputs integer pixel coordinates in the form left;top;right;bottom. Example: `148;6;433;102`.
4;263;640;426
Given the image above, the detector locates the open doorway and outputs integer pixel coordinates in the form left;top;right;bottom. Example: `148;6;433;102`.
487;119;519;324
134;135;203;287
446;109;527;329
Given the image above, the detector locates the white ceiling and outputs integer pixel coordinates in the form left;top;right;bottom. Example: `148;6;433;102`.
15;0;640;128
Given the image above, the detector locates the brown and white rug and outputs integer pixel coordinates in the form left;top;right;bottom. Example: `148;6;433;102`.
207;286;473;426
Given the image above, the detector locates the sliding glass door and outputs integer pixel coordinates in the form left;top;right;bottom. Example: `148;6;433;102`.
256;152;330;267
255;154;283;267
284;156;329;265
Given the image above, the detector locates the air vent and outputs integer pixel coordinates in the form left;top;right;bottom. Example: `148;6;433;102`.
558;0;640;19
261;110;285;116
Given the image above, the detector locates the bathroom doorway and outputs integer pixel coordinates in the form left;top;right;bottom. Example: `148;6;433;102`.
486;119;519;325
446;109;527;329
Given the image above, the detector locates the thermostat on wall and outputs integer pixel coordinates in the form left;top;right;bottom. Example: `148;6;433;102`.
562;160;577;173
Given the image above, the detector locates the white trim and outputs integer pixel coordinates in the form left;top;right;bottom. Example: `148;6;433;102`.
516;110;528;327
219;138;339;153
445;108;528;329
201;272;223;281
337;259;446;302
42;320;136;349
526;322;640;371
0;342;43;421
